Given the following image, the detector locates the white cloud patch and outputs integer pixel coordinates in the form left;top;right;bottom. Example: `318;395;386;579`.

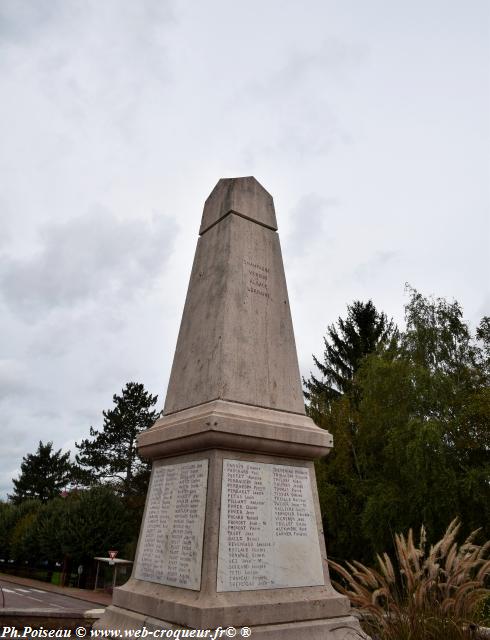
0;202;12;250
0;359;36;400
0;0;62;43
234;38;368;160
284;194;337;258
254;38;368;97
352;251;399;284
0;210;178;319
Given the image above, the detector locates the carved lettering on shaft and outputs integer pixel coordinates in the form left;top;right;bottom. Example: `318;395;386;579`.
135;460;208;590
244;258;270;299
217;459;325;591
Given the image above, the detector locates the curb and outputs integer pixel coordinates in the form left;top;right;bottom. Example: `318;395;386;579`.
0;573;112;607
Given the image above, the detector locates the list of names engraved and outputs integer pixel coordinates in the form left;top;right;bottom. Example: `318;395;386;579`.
135;459;208;590
217;460;325;591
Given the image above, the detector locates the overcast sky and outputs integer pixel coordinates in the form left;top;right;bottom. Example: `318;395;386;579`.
1;0;489;498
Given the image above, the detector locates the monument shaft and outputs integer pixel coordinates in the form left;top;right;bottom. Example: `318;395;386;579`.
164;209;304;416
96;177;366;639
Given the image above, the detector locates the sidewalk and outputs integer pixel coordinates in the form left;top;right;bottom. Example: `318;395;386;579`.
0;573;113;607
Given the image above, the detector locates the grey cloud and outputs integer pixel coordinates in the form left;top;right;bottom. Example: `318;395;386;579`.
0;431;32;496
284;194;337;258
274;109;343;156
0;0;62;42
31;408;62;421
0;0;175;134
236;38;366;160
259;38;369;97
352;251;399;284
0;0;174;45
0;440;23;460
0;209;178;319
0;469;17;499
252;100;343;158
239;38;368;104
0;359;36;401
477;294;490;318
0;202;11;249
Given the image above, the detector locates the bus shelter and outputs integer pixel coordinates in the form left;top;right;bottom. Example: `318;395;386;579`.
93;557;133;591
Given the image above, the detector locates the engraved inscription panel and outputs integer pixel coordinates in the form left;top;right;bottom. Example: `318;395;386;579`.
217;460;325;591
244;258;270;299
135;459;208;590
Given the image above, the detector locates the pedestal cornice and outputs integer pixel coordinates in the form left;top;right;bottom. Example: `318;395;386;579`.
137;399;332;461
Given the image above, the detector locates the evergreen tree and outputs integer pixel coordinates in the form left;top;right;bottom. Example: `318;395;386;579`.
315;287;490;563
9;441;72;504
304;300;395;410
74;382;158;497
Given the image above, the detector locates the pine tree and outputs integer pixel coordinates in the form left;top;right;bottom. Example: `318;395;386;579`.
304;300;396;408
9;441;73;504
74;382;158;497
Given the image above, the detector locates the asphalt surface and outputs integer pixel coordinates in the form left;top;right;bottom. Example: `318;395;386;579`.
0;579;104;612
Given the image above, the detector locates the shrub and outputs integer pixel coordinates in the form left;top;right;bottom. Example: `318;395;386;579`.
329;518;490;640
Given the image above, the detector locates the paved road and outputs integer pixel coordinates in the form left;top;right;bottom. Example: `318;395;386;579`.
0;579;104;612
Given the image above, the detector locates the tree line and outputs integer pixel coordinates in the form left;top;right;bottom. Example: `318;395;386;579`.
306;286;489;563
0;382;158;583
0;286;488;579
10;382;158;504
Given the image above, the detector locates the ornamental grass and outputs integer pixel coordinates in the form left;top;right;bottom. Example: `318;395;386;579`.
329;518;490;640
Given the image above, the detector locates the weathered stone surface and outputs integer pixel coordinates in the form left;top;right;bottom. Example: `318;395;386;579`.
164;196;304;416
217;460;324;591
134;459;208;590
103;451;351;627
97;606;367;639
199;176;277;235
138;399;332;460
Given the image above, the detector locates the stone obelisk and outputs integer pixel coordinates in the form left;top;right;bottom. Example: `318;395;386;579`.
97;177;365;639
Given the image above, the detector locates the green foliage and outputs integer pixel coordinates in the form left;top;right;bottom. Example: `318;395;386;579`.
0;501;17;560
9;441;73;504
37;496;69;563
313;288;490;562
3;382;157;570
74;381;158;497
330;519;490;640
9;500;44;562
1;487;133;566
475;594;490;626
59;486;132;562
0;499;44;563
304;300;396;410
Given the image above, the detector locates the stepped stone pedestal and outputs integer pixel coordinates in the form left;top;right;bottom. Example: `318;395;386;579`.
95;177;367;639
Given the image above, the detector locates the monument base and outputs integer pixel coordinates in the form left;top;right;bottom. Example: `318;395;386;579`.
95;605;367;639
94;447;369;638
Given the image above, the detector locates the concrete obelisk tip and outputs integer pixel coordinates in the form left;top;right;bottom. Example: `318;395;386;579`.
199;176;278;235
